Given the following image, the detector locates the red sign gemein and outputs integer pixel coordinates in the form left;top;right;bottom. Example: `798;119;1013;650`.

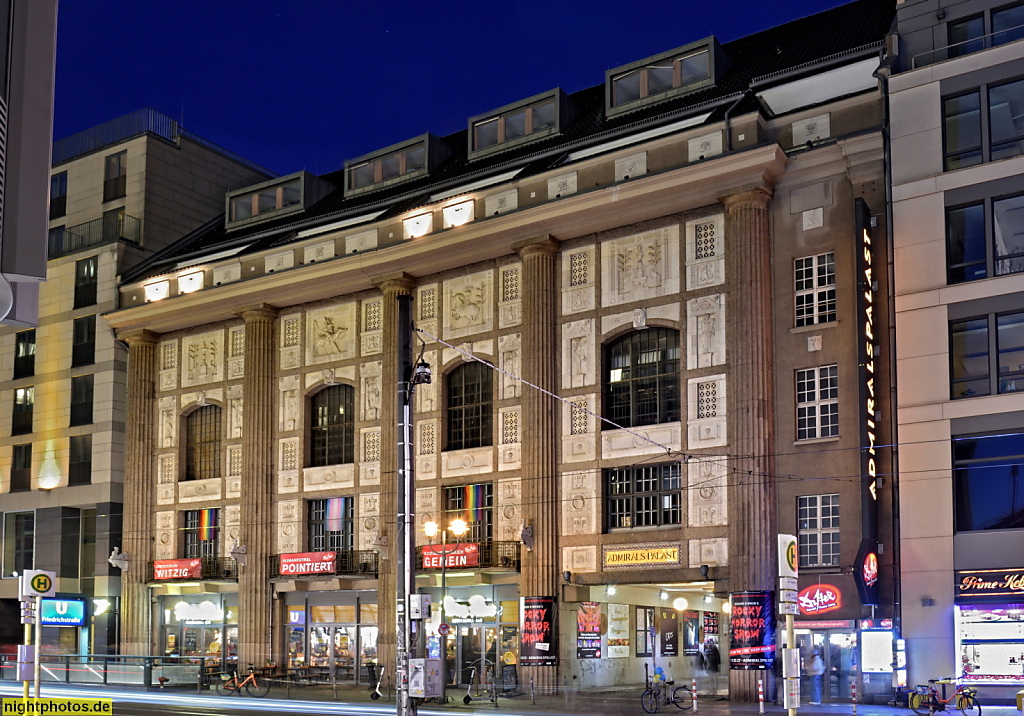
153;558;202;580
422;543;479;569
279;551;337;575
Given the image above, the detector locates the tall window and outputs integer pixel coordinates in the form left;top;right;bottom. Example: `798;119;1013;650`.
184;508;219;559
796;365;839;440
444;483;493;542
794;252;836;326
798;494;840;567
954;431;1024;531
446;363;493;451
70;375;94;426
73;256;98;308
636;607;655;657
947;194;1024;284
102;207;125;242
944;78;1024;171
185;405;222;481
72;316;96;367
12;386;33;436
13;330;35;379
605;463;682;529
309;385;355;466
605;328;680;429
49;172;67;220
69;435;92;486
103;150;127;202
951;311;1024;398
10;444;30;492
308;497;354;552
3;511;35;575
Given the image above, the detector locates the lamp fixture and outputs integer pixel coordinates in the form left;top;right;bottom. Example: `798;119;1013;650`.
659;590;669;601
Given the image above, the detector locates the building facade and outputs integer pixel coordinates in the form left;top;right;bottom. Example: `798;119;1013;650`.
105;0;897;700
892;0;1024;701
0;110;271;655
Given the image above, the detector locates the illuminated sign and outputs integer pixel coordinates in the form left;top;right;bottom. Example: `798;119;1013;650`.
153;558;202;580
956;568;1024;601
854;538;880;605
173;600;223;623
797;585;842;615
422;543;479;569
279;551;337;575
40;599;85;626
603;544;680;568
856;198;880;542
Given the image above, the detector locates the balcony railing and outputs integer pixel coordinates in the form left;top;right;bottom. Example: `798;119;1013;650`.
415;541;521;572
146;557;238;583
50;213;140;259
268;550;380;579
913;23;1024;68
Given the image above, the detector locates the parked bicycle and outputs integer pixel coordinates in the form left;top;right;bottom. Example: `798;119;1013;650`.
909;677;979;716
216;664;271;697
641;677;694;713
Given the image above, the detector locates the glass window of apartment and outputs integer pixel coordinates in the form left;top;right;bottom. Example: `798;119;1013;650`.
944;92;983;170
605;463;682;529
185;405;222;481
472;98;557;152
950;310;1024;398
798;494;840;567
796;365;839;440
989;78;1024;161
10;444;30;493
13;330;35;379
69;375;94;427
949;15;985;57
3;511;34;575
12;386;33;436
308;497;354;552
610;48;710;109
446;362;493;451
605;328;681;429
944;79;1024;170
954;431;1024;531
71;316;96;367
47;226;66;258
69;435;92;486
309;385;354;467
102;207;125;242
103;150;127;202
947;202;987;283
49;172;67;220
947;3;1024;59
74;256;98;308
993;3;1024;45
794;252;836;326
443;483;493;542
347;142;426;192
184;508;219;559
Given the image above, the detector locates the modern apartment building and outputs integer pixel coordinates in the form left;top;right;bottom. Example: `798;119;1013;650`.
0;110;271;655
104;0;897;700
891;0;1024;701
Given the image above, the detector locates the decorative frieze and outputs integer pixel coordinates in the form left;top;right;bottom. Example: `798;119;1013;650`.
178;477;222;503
601;225;680;307
614;151;647;181
602;422;682;459
277;501;301;554
158;396;176;448
685;214;725;290
443;270;494;340
306;303;357;365
303;240;335;265
278;438;300;494
360;361;383;421
181;330;224;387
561;319;595;389
561;470;599;536
688;130;723;162
303;463;355;491
361;299;383;355
498;265;522;328
441;446;494;478
547;171;577;199
498;408;521;471
562;247;596;315
357;493;381;551
687;374;727;449
562;545;598;573
279;375;301;432
496;478;522;543
561;395;597;463
687;457;728;527
155;511;176;560
345;228;377;254
360;428;381;486
224;505;241;544
497;335;521;400
689;538;729;567
687;294;726;369
484;188;518;216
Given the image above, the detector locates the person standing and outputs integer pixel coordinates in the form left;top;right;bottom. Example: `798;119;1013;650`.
807;649;825;704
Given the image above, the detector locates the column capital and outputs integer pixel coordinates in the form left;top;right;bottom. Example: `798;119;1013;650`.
235;303;278;322
512;235;559;259
719;186;773;212
120;329;160;346
371;271;416;295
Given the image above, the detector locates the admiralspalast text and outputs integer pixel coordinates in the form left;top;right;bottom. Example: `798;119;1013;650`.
605;547;679;566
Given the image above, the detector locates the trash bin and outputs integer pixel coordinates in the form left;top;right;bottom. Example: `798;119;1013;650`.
364;663;379;686
1016;689;1024;710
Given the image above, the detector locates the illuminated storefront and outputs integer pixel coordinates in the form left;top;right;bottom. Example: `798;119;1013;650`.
956;569;1024;688
284;590;378;683
159;594;238;666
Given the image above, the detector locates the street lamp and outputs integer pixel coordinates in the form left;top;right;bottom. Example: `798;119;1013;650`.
423;518;469;702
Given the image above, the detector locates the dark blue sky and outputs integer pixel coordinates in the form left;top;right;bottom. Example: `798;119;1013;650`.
54;1;854;176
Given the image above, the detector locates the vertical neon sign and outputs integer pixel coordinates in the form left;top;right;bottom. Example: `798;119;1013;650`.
855;198;878;541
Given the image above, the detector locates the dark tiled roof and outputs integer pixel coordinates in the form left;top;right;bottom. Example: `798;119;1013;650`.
122;0;894;284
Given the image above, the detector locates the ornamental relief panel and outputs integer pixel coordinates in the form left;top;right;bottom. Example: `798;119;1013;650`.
415;487;438;546
562;545;598;574
158;396;176;448
358;495;381;552
279;375;301;432
689;537;728;567
181;330;224;387
278;438;300;494
441;447;494;479
685;214;725;290
360;427;381;486
303;463;355;492
443;270;493;340
180;389;222;409
496;478;521;543
601;422;682;459
414;350;438;413
305;302;357;366
155;511;176;560
277;500;301;554
497;335;521;400
178;478;222;503
361;361;383;422
497;264;522;329
562;247;596;316
687;457;728;527
224;505;241;543
687;294;726;370
497;408;521;471
561;394;597;463
687;374;727;449
561;470;599;536
561;319;595;389
600;225;680;308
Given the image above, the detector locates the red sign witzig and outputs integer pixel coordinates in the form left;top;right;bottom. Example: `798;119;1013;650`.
797;584;842;616
279;551;337;575
153;558;202;580
422;543;479;569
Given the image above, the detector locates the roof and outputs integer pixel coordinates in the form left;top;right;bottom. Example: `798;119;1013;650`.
121;0;894;285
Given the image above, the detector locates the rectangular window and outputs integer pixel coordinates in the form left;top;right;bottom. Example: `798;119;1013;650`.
184;508;219;559
952;310;1024;398
949;15;985;58
636;606;655;657
944;78;1024;171
472;97;558;152
10;444;30;492
347;142;426;192
72;316;96;367
69;435;92;486
948;3;1024;59
610;48;711;109
3;511;35;575
228;179;302;222
70;375;94;426
13;330;35;379
12;386;33;436
604;463;681;529
797;494;840;567
796;365;839;440
47;226;66;258
794;252;836;326
102;207;125;241
308;497;354;552
74;256;98;308
103;151;127;202
954;431;1024;531
444;483;493;542
49;172;67;220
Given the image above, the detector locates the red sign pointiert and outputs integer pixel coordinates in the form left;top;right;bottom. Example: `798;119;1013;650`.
422;543;479;569
797;584;842;615
279;551;337;575
153;558;202;580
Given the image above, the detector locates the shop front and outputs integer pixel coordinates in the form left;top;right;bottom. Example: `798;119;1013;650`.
284;590;378;683
955;567;1024;700
159;593;238;668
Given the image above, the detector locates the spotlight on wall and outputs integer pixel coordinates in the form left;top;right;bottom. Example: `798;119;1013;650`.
700;564;710;579
659;590;669;601
563;571;572;584
607;585;617;596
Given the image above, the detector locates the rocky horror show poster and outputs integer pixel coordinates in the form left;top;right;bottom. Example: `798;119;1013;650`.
521;596;557;666
728;590;776;669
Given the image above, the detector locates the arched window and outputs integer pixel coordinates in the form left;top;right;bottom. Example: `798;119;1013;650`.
446;362;493;451
604;328;680;428
185;405;222;481
310;385;355;466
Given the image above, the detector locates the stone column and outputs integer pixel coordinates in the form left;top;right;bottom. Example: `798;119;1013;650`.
372;273;416;677
119;329;160;655
236;304;278;666
721;188;777;701
513;237;560;690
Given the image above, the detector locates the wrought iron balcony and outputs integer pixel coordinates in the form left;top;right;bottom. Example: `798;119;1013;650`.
415;541;521;572
267;550;380;579
146;557;238;583
49;213;141;259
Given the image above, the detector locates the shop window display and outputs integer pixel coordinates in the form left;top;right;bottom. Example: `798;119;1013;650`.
958;604;1024;683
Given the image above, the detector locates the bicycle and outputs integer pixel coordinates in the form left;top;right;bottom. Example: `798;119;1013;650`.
641;678;694;713
909;677;980;716
216;664;272;697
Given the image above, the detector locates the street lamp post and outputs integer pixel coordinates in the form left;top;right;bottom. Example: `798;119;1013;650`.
423;519;468;703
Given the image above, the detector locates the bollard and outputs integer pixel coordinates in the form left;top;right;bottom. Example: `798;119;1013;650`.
759;678;765;715
852;678;858;716
530;675;536;705
692;678;699;713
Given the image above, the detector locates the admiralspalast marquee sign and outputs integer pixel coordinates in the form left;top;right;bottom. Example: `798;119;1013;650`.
856;198;880;543
956;568;1024;602
603;543;681;568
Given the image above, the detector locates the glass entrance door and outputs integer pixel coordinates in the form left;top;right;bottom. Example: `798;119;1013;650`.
456;626;499;686
796;629;856;703
333;626;357;682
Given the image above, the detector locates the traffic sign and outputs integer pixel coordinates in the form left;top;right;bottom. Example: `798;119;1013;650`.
778;534;798;578
779;576;798;591
20;570;56;599
779;601;799;616
438;623;451;637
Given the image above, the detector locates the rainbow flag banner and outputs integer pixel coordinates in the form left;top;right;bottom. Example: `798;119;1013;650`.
326;497;350;533
198;508;218;541
464;484;487;522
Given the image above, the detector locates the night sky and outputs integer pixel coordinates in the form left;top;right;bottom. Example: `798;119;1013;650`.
54;1;855;177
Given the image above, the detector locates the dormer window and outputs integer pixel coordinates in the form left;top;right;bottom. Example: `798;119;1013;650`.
345;134;448;197
469;89;569;159
230;179;301;221
225;171;332;230
606;39;724;117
